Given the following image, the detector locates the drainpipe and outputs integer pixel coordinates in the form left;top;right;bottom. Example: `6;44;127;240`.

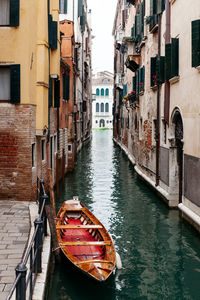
164;0;170;123
155;14;162;186
82;30;84;138
47;0;51;142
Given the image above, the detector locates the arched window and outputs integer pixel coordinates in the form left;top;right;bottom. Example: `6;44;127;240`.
96;88;99;96
105;103;109;112
101;103;104;112
96;103;99;112
105;88;109;96
101;88;104;96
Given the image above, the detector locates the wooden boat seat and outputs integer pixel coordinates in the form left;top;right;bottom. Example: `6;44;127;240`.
77;260;114;264
56;225;103;229
59;241;111;246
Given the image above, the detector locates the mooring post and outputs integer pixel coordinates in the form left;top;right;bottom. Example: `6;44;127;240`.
15;263;27;300
34;218;43;273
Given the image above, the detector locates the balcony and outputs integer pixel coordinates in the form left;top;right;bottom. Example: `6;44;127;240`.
125;54;140;72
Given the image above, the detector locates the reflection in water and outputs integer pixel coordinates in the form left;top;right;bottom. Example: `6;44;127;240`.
48;130;200;300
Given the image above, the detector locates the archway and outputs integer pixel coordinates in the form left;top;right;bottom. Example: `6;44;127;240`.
170;109;184;204
99;119;105;128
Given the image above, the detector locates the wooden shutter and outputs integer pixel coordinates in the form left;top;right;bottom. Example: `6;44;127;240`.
10;65;20;104
192;20;200;68
151;57;157;87
135;14;140;41
131;26;135;39
165;43;171;80
78;0;83;16
66;74;70;100
49;76;53;107
141;66;145;91
63;74;66;100
10;0;20;26
51;21;58;50
158;56;165;84
171;38;179;78
54;79;60;108
48;14;52;47
157;0;165;14
64;0;67;14
132;76;136;91
123;84;127;97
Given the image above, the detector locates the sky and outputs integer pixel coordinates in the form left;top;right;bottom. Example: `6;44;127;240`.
87;0;118;75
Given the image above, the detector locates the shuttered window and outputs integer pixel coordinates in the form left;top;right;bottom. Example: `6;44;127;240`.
165;43;171;80
123;84;127;97
151;56;165;86
60;0;67;14
49;76;53;107
151;57;157;87
63;73;70;101
48;14;58;50
10;65;20;103
54;79;60;108
171;38;179;78
132;76;136;91
0;68;10;100
0;0;20;26
78;0;83;17
10;0;20;26
191;20;200;68
138;66;145;93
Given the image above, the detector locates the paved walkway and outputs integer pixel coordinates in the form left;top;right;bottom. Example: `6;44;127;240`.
0;201;30;300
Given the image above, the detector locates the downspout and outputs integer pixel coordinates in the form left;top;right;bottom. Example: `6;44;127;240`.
82;30;84;138
155;14;162;186
164;0;170;123
47;0;51;142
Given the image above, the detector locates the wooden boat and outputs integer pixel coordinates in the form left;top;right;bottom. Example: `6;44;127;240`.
56;197;116;281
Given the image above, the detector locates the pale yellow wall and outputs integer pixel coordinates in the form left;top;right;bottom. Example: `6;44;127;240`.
0;0;60;130
170;0;200;157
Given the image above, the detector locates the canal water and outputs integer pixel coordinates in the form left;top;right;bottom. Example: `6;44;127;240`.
47;130;200;300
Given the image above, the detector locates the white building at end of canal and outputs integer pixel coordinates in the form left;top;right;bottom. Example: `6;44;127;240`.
92;72;114;129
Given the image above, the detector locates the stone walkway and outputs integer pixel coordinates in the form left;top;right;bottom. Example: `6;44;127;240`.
0;201;30;300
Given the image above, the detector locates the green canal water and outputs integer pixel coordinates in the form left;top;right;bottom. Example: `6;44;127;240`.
47;130;200;300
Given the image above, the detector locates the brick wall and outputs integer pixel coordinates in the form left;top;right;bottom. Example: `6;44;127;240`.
0;104;36;201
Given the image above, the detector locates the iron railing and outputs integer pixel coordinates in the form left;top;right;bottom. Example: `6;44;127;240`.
7;178;48;300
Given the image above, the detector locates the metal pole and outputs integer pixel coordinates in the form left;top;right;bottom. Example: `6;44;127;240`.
42;194;49;236
15;263;27;300
34;218;43;273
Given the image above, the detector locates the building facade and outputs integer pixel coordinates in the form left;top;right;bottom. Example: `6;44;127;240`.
0;0;60;201
60;0;92;153
92;72;114;129
113;0;200;229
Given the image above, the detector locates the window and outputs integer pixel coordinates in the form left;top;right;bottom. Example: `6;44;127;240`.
32;143;35;168
138;66;145;93
101;103;104;112
0;65;20;103
191;20;200;68
60;0;67;14
105;88;109;96
101;88;104;96
0;68;10;100
63;73;70;100
95;120;98;123
68;144;72;153
48;14;58;50
105;103;109;112
96;103;99;112
0;0;19;26
96;88;99;96
41;140;45;161
103;78;108;83
150;56;165;87
165;38;179;80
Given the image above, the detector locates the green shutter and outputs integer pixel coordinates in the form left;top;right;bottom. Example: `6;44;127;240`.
54;79;60;108
80;14;85;31
10;0;20;26
48;14;52;47
157;0;165;14
153;0;157;15
123;84;127;97
66;74;70;100
51;21;58;50
150;0;153;16
192;20;200;68
171;38;179;78
131;26;135;39
135;15;140;41
10;65;20;104
64;0;68;14
151;57;157;86
63;74;66;100
132;76;136;91
159;56;165;84
78;0;83;16
165;43;172;80
49;76;53;107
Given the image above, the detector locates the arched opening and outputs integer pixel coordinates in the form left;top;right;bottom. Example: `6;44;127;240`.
169;109;184;204
96;88;99;96
101;88;104;96
101;103;104;112
105;88;109;96
96;103;99;112
99;119;105;127
105;103;109;112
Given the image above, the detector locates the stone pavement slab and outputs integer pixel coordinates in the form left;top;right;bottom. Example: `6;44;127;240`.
0;201;30;300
